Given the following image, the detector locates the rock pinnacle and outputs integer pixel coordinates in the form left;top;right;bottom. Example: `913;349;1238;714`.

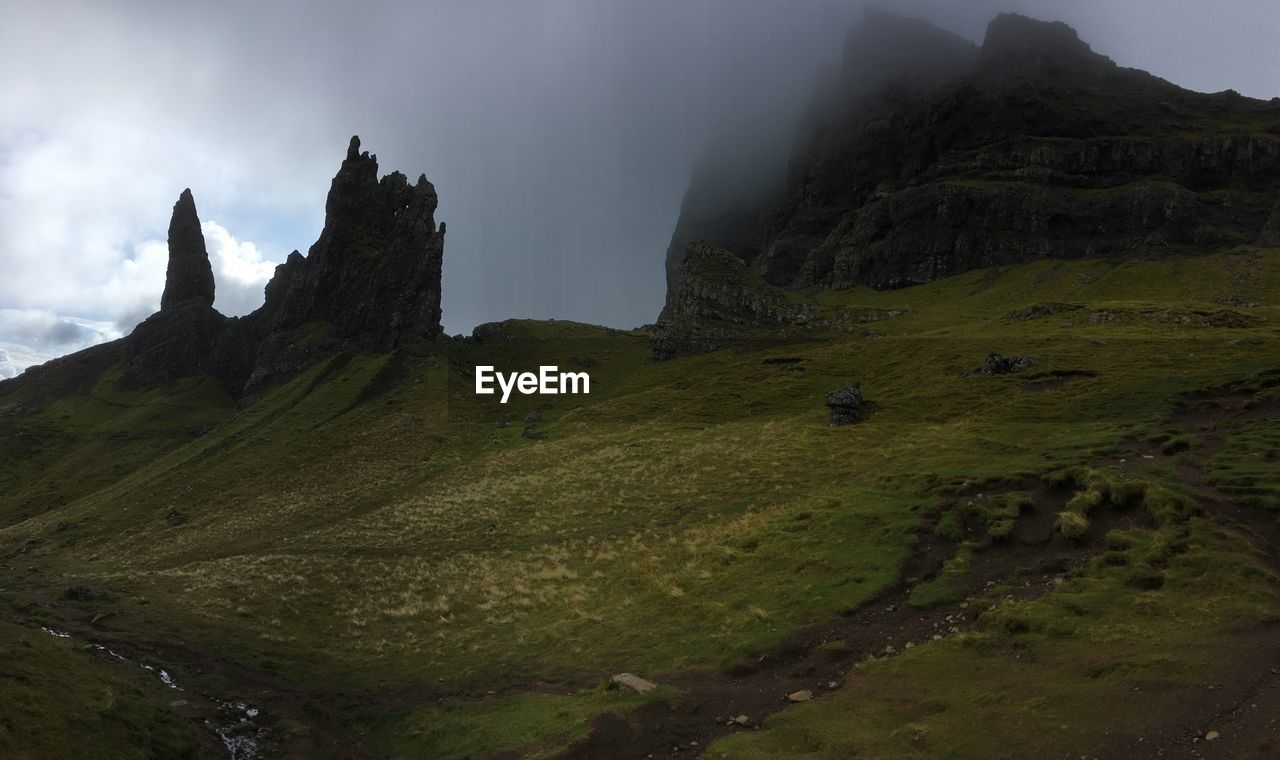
160;188;215;310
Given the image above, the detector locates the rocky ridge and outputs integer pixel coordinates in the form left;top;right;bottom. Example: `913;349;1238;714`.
650;241;906;360
10;136;445;400
654;11;1280;358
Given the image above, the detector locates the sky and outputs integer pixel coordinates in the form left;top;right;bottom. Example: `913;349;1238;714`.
1;0;1278;378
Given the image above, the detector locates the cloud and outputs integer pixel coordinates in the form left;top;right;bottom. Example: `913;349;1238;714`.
0;308;123;378
203;221;277;317
0;216;276;377
1;0;1277;378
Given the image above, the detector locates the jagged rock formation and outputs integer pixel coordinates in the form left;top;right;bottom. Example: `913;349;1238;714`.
269;137;444;349
62;136;444;397
238;136;445;392
652;242;802;359
662;10;979;307
980;353;1033;375
655;11;1280;358
825;383;875;426
160;189;215;310
651;241;906;360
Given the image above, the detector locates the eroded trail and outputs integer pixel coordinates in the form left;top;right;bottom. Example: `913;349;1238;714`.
1106;381;1280;759
559;381;1280;760
557;486;1152;759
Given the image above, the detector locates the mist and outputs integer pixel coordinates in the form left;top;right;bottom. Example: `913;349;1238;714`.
1;0;1277;375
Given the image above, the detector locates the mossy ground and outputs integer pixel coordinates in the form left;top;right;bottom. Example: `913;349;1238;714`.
0;610;198;759
0;249;1276;758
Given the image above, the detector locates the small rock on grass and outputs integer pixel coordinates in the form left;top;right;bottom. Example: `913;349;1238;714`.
787;690;813;702
610;672;656;694
1205;730;1220;741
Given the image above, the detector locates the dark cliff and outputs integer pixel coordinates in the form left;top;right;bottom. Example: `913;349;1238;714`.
160;189;216;311
269;136;444;350
655;12;1280;358
25;136;445;399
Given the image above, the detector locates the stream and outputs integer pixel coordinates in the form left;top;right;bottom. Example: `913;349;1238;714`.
38;624;263;759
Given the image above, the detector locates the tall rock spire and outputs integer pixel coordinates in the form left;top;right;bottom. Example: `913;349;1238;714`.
267;135;445;349
123;138;443;395
160;188;215;310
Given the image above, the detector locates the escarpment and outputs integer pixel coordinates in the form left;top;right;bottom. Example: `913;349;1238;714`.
655;11;1280;358
42;136;445;398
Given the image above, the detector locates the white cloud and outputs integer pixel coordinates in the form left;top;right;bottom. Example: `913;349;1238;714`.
97;238;167;333
0;217;277;376
2;0;1276;385
203;221;277;317
0;308;123;378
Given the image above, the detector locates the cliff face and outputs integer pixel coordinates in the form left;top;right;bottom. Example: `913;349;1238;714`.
119;136;445;395
655;12;1280;358
651;241;907;361
269;136;444;349
663;10;979;309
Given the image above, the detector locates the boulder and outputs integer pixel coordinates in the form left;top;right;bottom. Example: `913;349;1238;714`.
980;352;1033;375
610;673;657;694
826;382;876;426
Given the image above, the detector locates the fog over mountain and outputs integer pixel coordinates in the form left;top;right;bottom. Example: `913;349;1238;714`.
1;0;1277;377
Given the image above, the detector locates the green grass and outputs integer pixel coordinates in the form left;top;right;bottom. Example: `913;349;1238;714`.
0;249;1277;757
1210;414;1280;510
708;518;1279;758
348;686;675;759
0;614;197;759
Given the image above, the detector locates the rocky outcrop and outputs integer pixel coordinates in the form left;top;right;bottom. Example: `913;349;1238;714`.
160;189;215;310
753;14;1280;292
116;136;445;396
980;353;1033;375
267;137;444;350
124;192;230;386
652;242;804;359
652;241;907;359
826;383;875;426
655;11;1280;358
237;137;445;392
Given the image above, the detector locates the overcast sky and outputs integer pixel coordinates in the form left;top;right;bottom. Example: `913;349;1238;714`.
1;0;1277;377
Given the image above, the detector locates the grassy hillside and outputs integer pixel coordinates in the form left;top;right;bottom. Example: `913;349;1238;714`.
0;249;1277;758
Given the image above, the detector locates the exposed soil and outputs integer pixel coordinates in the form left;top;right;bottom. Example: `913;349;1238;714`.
557;379;1280;760
1020;368;1101;392
556;481;1151;760
1101;380;1280;759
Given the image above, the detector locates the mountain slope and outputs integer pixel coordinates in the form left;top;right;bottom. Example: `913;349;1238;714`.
2;247;1278;758
656;12;1280;358
1;12;1279;759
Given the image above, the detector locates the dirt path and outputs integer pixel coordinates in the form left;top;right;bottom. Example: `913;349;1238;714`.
556;481;1151;759
558;382;1280;760
1103;384;1280;758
